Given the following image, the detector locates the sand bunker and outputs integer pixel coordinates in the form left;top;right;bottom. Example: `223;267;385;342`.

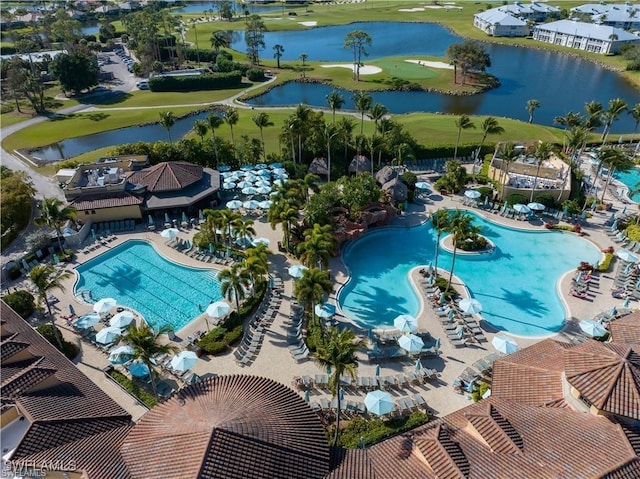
298;21;317;27
321;64;383;75
425;5;463;9
406;59;454;70
399;7;424;12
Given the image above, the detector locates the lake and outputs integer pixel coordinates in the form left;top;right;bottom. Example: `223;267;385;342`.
240;22;639;131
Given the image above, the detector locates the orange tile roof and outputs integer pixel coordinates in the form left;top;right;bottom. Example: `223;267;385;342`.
70;191;143;211
610;313;640;345
126;161;203;192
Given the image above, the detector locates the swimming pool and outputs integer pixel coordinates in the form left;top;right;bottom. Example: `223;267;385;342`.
613;167;640;202
337;212;601;337
75;240;223;331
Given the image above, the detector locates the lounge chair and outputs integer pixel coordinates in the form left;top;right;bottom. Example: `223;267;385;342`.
451;337;468;348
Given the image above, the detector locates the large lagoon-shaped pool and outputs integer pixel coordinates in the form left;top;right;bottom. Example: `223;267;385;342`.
338;212;601;337
75;240;223;331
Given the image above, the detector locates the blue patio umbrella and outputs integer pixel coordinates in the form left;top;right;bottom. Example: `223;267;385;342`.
148;215;154;226
170;351;199;373
75;313;100;329
315;302;336;318
465;379;476;393
269;162;283;169
394;314;418;333
513;204;531;215
484;195;489;207
364;390;395;416
164;213;171;224
326;365;332;374
69;304;76;316
579;211;587;221
591;199;598;211
414;358;423;371
434;338;441;352
623;297;631;308
209;243;215;254
611;219;619;230
562;205;569;218
358;436;366;449
304;389;310;403
181;212;188;224
223;182;237;190
288;264;308;278
91;228;96;240
218;165;231;172
579;319;607;337
128;361;150;378
415;181;432;191
108;345;134;365
255;163;267;169
398;334;424;354
53;254;60;264
372;342;379;355
339;388;345;401
375;364;380;376
240;164;253;171
95;326;122;345
465;189;481;199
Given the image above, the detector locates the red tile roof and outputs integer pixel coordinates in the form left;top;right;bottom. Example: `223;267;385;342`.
126;161;203;192
70;191;143;211
610;314;640;345
564;341;640;420
327;448;375;479
121;375;330;479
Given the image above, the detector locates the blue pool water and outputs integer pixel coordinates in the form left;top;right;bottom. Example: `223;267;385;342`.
337;212;601;336
613;167;640;202
75;240;222;331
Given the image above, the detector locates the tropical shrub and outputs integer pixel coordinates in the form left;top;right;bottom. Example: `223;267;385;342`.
533;192;557;209
434;277;457;301
506;193;527;206
3;290;35;318
336;411;429;448
457;234;489;252
149;71;242;92
246;68;266;82
597;252;615;272
108;370;157;408
36;324;79;360
626;224;640;242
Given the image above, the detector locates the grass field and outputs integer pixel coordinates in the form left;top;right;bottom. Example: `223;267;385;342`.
372;59;438;80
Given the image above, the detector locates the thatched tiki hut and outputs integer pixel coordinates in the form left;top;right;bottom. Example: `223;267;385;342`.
382;177;408;203
375;165;398;185
308;157;329;177
349;155;372;175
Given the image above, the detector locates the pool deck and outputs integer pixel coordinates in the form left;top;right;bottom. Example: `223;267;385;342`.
6;186;633;422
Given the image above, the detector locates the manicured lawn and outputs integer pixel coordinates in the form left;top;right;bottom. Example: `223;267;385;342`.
0;113;32;127
372;58;439;80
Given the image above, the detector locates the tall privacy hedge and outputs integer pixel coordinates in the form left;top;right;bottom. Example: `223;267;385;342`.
149;71;242;92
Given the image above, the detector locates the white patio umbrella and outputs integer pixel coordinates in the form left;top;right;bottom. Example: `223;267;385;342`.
315;302;336;318
393;314;418;333
288;264;308;278
398;334;424;354
258;200;273;209
170;351;199;373
226;200;243;210
465;190;481;199
415;181;432;191
252;237;271;247
237;180;254;189
492;335;519;354
108;345;134;364
513;204;531;215
93;298;117;314
222;182;237;190
273;179;285;187
242;187;259;196
616;249;638;263
256;186;272;195
579;319;607;337
364;390;395;416
95;326;122;345
109;310;135;328
527;202;546;211
243;200;260;210
458;298;483;314
206;301;231;319
160;228;180;239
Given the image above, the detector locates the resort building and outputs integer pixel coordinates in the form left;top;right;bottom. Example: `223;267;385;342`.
59;157;221;225
571;3;640;31
496;1;561;22
488;144;572;202
532;19;640;54
474;10;530;37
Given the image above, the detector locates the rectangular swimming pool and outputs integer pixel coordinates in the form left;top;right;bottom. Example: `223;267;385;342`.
75;240;223;331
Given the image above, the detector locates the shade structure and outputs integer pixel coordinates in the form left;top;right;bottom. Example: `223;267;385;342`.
393;314;418;333
109;310;135;328
108;345;134;364
398;334;424;354
128;361;150;378
170;351;198;373
237;180;254;189
218;165;231;172
93;298;117;314
288;264;308;278
206;301;231;319
243;200;260;210
579;319;607;337
616;249;638;263
464;189;481;199
252;237;271;247
95;326;121;345
364;390;395;416
240;164;254;171
458;298;483;314
242;187;259;196
75;313;100;329
492;335;519;354
513;204;531;214
256;186;272;195
222;182;237;190
527;202;546;211
270;162;284;169
226;200;243;210
160;228;180;239
315;302;336;318
415;181;432;191
258;200;273;209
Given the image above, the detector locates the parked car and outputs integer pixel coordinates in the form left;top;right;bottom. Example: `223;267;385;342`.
136;81;149;90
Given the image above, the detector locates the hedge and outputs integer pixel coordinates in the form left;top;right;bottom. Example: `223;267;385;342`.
36;324;79;360
597;252;615;272
149;71;242;92
109;370;157;408
336;412;429;448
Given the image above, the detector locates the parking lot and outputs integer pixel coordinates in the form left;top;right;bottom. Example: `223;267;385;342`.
97;45;140;93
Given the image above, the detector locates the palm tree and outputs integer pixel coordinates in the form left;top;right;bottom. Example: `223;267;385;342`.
526;99;540;124
499;142;519;199
476;117;504;161
447;210;477;288
207;113;223;168
242;257;268;292
273;44;284;69
218;263;251;311
210;31;229;54
159;111;176;143
297;223;336;270
313;326;365;446
251;111;274;160
29;265;71;349
629;103;640;144
223;106;239;146
529;142;553;201
453;114;475;161
326;91;344;124
368;103;388;132
376;117;394;167
193;119;208;144
553;111;583;153
601;98;628;144
353;91;373;135
338;116;356;162
35;197;76;254
299;53;308;78
599;148;634;202
279;207;299;251
294;267;332;324
203;208;223;244
245;243;271;283
430;210;451;279
121;323;177;399
232;218;256;247
220;209;241;246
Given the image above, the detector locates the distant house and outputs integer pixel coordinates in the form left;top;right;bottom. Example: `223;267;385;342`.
533;19;640;53
474;9;530;37
497;1;561;22
571;3;640;31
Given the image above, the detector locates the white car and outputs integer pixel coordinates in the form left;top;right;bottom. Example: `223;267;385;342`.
136;81;149;90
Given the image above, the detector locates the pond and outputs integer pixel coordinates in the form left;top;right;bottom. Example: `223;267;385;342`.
29;110;213;162
241;22;639;131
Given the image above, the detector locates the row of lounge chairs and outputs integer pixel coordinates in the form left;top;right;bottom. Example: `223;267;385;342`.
311;392;430;420
424;286;486;346
287;303;310;363
168;238;237;265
